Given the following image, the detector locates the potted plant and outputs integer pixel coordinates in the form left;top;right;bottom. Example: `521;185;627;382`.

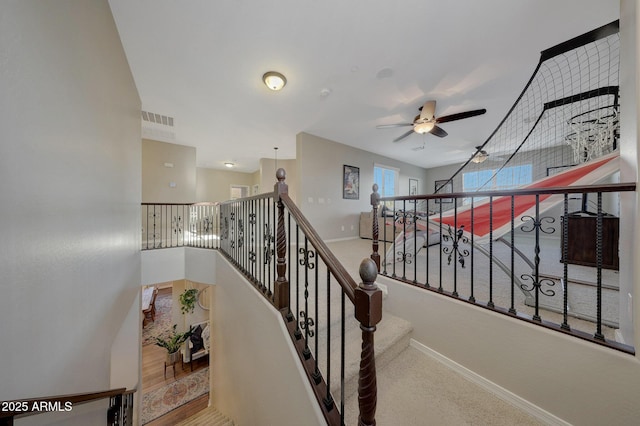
179;288;199;314
155;324;193;364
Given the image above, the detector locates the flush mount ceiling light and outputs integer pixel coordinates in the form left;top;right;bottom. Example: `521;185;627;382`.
262;71;287;91
224;162;234;168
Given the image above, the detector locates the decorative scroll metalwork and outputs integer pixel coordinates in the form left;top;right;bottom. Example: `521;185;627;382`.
263;223;274;264
221;216;229;240
520;215;556;235
299;310;315;338
396;251;413;265
229;211;235;249
520;275;556;297
172;215;183;235
237;218;244;248
299;247;316;269
442;225;470;268
248;212;256;264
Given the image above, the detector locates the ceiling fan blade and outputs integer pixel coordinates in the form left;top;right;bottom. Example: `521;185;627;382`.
376;123;413;129
436;108;486;123
430;125;448;138
419;100;436;121
393;129;415;143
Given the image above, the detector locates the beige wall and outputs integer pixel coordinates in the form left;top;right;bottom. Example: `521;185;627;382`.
143;139;196;203
211;252;325;426
296;132;429;240
0;2;141;424
260;158;298;202
196;167;257;203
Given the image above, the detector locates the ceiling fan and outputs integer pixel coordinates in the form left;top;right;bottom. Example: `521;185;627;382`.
377;100;486;143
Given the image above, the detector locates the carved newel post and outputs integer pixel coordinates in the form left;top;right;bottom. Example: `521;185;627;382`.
274;168;289;312
370;184;381;271
354;258;382;426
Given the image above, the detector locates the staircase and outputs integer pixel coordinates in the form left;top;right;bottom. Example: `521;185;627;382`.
176;405;235;426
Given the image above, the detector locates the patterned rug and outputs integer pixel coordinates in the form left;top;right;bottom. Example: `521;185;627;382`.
142;291;173;346
141;367;209;424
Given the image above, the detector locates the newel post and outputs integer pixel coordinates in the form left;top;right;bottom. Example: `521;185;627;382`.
273;168;290;312
354;258;382;426
370;184;381;272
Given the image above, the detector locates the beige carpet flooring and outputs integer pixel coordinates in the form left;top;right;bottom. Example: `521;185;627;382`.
344;346;543;426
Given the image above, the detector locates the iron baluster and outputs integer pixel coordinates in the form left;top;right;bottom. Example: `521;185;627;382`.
561;193;570;330
324;271;334;410
488;196;494;308
595;192;605;341
520;194;556;321
299;240;316;359
509;195;516;314
469;196;475;302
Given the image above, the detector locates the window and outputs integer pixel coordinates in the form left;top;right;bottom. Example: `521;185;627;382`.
374;164;399;209
462;164;532;203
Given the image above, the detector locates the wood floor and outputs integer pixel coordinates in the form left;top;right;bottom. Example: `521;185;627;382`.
142;287;210;426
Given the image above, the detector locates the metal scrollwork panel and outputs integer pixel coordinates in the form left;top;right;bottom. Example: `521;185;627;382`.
520;215;556;235
441;225;470;268
263;223;274;264
299;310;315;338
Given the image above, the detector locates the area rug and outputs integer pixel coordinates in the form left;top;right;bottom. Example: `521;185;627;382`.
142;291;173;346
141;367;209;424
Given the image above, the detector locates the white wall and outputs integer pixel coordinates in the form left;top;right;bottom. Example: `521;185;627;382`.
141;248;186;285
0;1;141;425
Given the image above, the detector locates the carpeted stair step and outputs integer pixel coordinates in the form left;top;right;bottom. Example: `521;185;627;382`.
176;405;235;426
314;310;412;403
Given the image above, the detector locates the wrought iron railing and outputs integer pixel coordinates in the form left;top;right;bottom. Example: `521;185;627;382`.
369;183;635;354
141;202;218;250
219;169;382;426
0;387;135;426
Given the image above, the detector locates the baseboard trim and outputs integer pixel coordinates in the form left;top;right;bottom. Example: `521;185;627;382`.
323;236;360;243
409;339;570;426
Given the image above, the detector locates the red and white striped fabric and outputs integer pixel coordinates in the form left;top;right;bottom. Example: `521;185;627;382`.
429;151;620;244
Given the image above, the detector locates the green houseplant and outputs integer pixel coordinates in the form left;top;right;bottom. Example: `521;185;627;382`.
155;324;193;363
179;288;199;314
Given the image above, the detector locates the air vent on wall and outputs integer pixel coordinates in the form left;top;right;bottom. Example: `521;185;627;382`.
142;110;174;127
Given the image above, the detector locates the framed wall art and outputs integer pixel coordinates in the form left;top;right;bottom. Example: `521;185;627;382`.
434;179;453;203
343;165;360;199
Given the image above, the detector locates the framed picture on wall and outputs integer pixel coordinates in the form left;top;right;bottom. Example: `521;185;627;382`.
409;178;418;204
434;179;453;203
343;165;360;199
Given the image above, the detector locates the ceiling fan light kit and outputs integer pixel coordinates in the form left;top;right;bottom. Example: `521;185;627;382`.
471;146;489;163
262;71;287;91
377;100;486;143
414;121;435;134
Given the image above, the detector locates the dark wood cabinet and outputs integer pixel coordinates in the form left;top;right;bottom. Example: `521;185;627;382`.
560;214;619;270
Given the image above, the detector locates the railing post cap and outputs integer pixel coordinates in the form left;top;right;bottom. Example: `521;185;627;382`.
359;258;377;285
276;168;286;182
372;183;378;193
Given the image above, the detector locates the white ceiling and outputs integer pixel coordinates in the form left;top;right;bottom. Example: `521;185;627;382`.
108;0;619;173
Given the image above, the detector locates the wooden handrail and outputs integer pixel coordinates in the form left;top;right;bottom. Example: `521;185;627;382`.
279;193;357;303
0;387;134;419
